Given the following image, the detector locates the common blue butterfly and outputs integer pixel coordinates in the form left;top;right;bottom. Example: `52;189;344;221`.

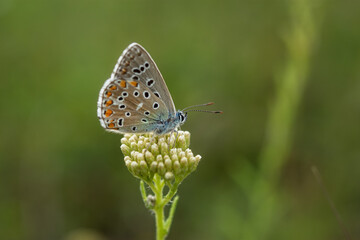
97;43;221;135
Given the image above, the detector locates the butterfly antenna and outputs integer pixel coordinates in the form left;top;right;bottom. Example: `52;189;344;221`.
182;102;215;111
185;109;223;114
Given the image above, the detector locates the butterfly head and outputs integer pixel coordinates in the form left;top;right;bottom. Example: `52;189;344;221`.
176;111;188;125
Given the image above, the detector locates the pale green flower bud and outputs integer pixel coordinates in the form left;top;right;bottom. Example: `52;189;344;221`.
177;135;186;150
130;142;137;151
180;157;188;167
173;161;181;174
165;172;174;181
156;155;163;163
189;157;198;171
125;156;132;168
131;161;139;174
130;151;136;159
168;135;176;148
180;157;188;173
137;153;145;163
140;160;148;176
185;149;193;159
121;138;129;145
178;151;185;160
121;144;131;156
151;144;160;156
184;131;190;144
164;158;172;171
145;151;155;164
129;135;138;142
137;140;145;150
150;161;158;172
158;162;166;176
160;142;168;155
171;154;178;162
169;149;177;156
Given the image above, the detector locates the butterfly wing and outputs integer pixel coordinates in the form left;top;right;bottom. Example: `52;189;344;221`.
97;77;169;134
111;43;176;115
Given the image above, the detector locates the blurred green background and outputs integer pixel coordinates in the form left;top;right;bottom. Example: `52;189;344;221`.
1;0;360;239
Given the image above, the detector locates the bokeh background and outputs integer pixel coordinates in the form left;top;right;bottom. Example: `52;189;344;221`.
1;0;359;239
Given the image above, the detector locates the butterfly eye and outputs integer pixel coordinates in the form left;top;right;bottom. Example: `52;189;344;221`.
153;102;159;109
179;113;185;122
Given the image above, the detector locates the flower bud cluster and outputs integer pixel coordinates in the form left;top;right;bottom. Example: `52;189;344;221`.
120;131;201;182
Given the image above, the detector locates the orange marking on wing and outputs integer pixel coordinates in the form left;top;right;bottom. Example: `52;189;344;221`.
109;85;117;90
106;91;112;97
129;81;138;87
120;80;127;88
121;68;127;74
105;100;113;106
108;123;115;128
104;109;113;117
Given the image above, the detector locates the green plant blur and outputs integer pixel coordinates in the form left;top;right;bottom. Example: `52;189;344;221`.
1;0;359;239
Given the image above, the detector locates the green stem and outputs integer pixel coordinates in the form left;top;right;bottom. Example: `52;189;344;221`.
146;174;180;240
140;181;148;206
153;175;166;240
164;196;179;230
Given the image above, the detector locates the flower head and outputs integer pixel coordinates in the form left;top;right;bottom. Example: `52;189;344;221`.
120;131;201;184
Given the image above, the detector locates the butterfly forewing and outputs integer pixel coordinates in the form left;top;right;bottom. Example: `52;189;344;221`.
111;43;176;114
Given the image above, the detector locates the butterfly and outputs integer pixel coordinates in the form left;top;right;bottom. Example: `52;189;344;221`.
97;43;221;135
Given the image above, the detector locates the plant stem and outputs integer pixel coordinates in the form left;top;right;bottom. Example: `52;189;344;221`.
155;204;166;240
148;174;180;240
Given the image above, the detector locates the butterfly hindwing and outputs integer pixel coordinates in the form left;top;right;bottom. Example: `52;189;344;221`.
111;43;176;115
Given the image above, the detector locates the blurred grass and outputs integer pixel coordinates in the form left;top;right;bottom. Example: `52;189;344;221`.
219;0;322;239
1;0;360;239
